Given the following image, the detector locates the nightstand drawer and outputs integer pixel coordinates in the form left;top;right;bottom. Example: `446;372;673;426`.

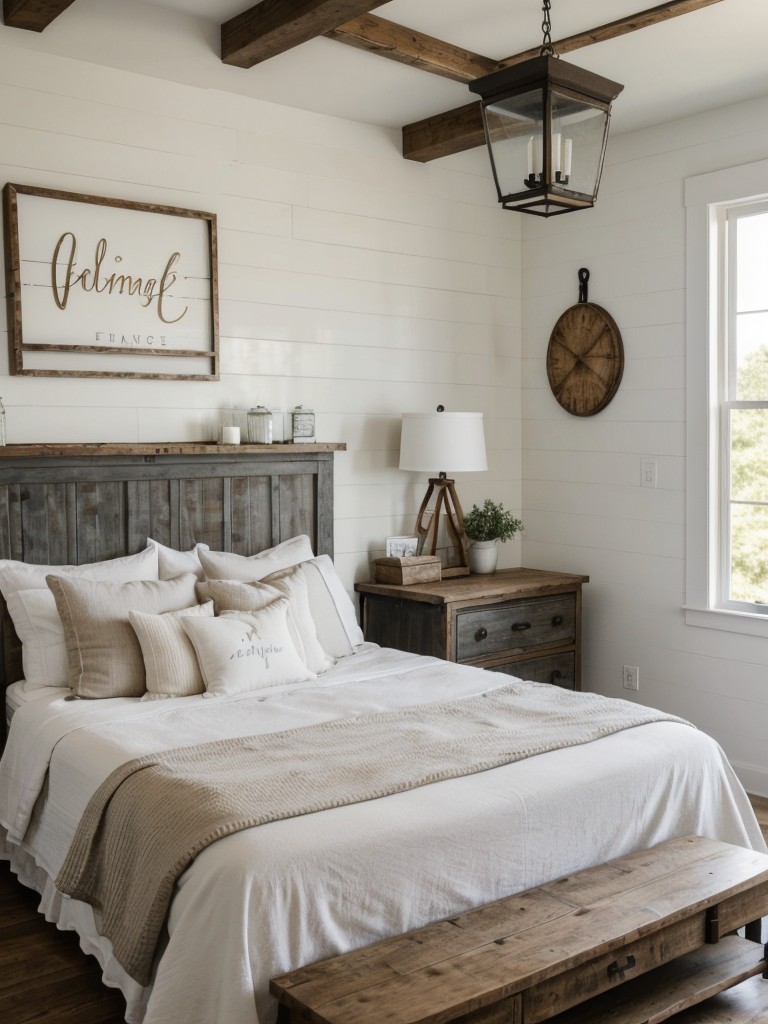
456;594;575;662
491;652;575;689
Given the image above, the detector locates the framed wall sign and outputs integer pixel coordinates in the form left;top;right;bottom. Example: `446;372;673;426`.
2;183;219;379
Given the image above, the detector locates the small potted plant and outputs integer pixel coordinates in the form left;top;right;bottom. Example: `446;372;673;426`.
463;499;523;574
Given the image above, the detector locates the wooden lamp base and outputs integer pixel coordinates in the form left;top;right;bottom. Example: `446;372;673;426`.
414;476;470;577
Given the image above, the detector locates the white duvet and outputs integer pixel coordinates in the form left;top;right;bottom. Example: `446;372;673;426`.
0;644;764;1024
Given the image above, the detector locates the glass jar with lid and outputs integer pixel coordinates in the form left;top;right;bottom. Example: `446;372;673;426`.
246;406;273;444
291;405;315;444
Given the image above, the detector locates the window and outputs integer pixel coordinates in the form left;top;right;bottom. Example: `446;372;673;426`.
721;204;768;611
685;159;768;637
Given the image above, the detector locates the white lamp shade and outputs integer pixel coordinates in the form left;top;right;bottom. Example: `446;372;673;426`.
399;412;488;474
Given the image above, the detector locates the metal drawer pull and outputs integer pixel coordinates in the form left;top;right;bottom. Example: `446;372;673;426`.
510;622;531;632
475;627;488;642
607;954;636;981
551;614;564;626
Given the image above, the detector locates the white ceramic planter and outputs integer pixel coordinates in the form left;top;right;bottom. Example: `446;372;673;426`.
468;539;498;574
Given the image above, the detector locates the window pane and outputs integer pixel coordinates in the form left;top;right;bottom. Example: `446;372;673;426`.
730;408;768;502
735;316;768;399
736;210;768;313
730;502;768;604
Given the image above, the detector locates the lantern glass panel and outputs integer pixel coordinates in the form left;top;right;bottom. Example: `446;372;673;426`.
551;90;609;198
484;87;543;201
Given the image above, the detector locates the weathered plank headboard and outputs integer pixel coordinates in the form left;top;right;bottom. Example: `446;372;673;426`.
0;442;344;718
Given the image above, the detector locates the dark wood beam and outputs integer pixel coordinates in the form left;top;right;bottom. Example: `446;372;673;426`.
402;0;725;161
221;0;390;69
3;0;75;31
331;0;724;84
325;14;502;83
402;102;486;164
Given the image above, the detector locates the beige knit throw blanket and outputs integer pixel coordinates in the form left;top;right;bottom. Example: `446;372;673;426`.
55;682;689;986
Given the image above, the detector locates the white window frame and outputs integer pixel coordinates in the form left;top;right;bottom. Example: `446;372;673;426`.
685;158;768;638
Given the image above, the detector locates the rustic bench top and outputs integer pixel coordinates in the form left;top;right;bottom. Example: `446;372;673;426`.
271;835;768;1024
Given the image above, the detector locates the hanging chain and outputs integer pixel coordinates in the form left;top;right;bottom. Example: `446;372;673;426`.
540;0;555;57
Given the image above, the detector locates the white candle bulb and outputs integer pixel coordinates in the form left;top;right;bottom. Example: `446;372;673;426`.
552;133;562;174
563;138;573;177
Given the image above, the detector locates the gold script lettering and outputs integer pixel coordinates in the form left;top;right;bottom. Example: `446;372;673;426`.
50;233;190;324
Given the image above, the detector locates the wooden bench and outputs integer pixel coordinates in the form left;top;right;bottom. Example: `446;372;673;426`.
271;835;768;1024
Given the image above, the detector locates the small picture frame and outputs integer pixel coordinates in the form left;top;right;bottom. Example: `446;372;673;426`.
386;535;419;558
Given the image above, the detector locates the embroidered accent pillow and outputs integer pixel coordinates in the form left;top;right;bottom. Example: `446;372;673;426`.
181;599;315;696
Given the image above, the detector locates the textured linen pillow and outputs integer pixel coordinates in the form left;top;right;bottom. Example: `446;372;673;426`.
206;576;333;675
0;544;159;603
198;535;314;582
47;572;199;698
148;538;210;581
266;555;363;658
130;601;214;700
181;599;315;696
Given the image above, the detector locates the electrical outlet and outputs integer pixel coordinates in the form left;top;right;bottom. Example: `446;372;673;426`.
641;458;658;488
623;665;639;691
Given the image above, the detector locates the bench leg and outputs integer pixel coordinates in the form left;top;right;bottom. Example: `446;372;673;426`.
745;918;763;943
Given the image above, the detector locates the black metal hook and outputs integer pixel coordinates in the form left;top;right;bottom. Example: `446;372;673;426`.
578;268;590;303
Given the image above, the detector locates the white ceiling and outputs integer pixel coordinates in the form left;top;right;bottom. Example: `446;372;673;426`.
3;0;768;141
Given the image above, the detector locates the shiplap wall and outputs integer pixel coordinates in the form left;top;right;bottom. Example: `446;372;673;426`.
0;36;522;591
522;95;768;794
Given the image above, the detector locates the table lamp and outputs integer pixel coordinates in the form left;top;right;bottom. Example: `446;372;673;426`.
399;406;488;577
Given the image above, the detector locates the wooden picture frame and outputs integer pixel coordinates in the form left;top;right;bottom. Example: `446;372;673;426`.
2;183;219;379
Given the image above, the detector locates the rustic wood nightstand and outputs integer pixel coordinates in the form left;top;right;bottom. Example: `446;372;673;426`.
355;567;589;690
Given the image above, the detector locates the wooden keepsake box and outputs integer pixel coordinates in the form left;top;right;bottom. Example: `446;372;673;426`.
373;556;442;585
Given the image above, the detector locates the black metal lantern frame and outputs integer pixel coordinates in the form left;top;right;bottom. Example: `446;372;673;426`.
469;4;623;217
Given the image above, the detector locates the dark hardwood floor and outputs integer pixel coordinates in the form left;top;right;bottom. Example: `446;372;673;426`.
0;858;126;1024
2;800;768;1024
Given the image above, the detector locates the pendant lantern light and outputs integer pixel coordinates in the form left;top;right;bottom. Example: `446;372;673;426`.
469;0;623;217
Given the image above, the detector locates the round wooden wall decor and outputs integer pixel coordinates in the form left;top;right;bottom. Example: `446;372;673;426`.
546;269;624;417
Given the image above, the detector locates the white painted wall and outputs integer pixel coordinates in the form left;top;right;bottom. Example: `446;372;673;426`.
3;26;767;793
0;37;522;591
522;95;768;794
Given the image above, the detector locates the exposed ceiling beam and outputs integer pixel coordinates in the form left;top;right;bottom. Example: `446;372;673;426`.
324;14;503;83
402;0;725;162
222;0;390;69
3;0;75;31
330;0;724;84
402;103;486;164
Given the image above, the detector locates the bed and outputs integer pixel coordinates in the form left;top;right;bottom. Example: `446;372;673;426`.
0;443;764;1024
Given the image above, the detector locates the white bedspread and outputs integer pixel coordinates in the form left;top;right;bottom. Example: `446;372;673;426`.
1;644;764;1024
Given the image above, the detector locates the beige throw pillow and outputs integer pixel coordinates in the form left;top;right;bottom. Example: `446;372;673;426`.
181;599;315;696
198;535;314;582
47;572;199;698
130;601;214;700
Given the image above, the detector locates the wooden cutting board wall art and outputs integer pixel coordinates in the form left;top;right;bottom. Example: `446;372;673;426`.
546;268;624;416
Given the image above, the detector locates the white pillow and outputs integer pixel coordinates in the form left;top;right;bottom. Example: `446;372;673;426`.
0;544;159;603
130;602;214;700
206;577;333;675
1;545;161;691
181;599;315;696
266;555;363;657
5;589;69;688
148;538;210;581
198;535;314;582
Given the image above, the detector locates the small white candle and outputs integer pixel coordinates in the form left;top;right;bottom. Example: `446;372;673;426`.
552;132;562;174
563;138;573;176
220;425;240;445
527;136;534;177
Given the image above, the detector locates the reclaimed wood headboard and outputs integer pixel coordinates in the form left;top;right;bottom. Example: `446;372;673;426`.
0;442;344;724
